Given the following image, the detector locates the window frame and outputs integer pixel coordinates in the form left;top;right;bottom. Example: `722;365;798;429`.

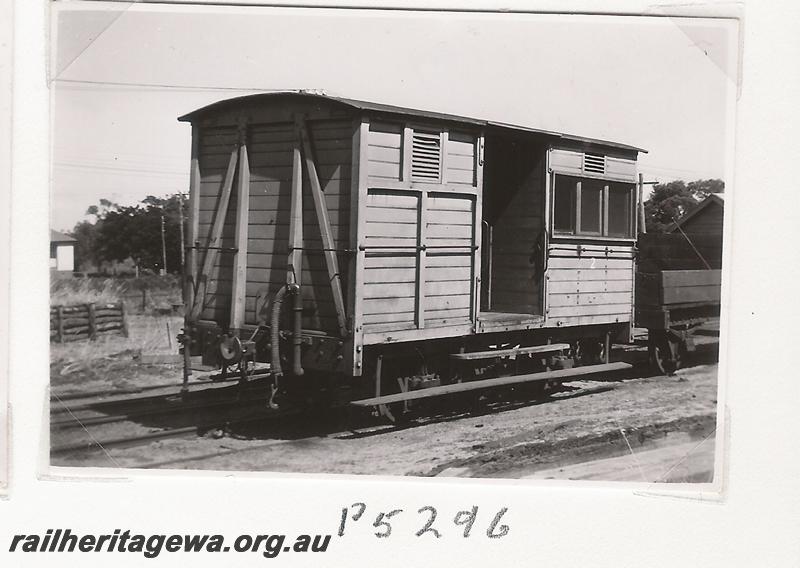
551;174;636;240
606;182;636;238
576;178;604;236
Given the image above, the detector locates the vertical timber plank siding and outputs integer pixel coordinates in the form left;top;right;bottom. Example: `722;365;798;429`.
294;120;353;332
245;120;353;332
187;124;201;311
545;242;635;326
300;120;349;336
196;126;239;321
195;119;353;333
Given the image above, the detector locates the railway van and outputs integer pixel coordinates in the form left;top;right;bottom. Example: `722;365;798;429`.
178;92;645;418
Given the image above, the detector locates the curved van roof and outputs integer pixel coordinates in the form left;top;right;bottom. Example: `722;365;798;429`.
178;91;647;155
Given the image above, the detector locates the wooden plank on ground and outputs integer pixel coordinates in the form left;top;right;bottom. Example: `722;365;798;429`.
351;362;632;406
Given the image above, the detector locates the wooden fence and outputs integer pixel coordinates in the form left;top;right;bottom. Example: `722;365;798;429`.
121;290;183;315
50;302;129;343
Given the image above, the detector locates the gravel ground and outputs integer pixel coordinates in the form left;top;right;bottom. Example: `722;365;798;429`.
51;334;719;481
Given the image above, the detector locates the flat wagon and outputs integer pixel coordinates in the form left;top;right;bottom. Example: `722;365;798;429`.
635;232;723;374
178;92;646;418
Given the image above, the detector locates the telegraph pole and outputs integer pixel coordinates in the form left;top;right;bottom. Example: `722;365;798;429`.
637;172;659;234
178;193;186;271
160;211;168;276
638;173;646;234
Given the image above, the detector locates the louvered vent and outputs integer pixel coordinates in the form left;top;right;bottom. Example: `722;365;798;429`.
411;129;442;181
583;152;606;174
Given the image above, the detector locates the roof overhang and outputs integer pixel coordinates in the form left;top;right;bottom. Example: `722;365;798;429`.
178;91;647;155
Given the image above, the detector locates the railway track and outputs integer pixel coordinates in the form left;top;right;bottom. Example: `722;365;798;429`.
50;383;274;430
50;367;273;406
51;409;299;456
136;380;620;469
49;375;296;456
50;374;619;463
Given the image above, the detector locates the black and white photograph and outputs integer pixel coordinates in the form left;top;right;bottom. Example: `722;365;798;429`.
3;0;800;566
48;2;736;483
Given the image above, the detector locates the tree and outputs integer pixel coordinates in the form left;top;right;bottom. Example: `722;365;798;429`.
687;178;724;198
73;194;187;275
86;198;118;219
644;178;724;232
69;220;100;272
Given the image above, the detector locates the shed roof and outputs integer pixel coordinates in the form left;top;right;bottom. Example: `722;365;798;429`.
178;91;647;154
665;193;725;232
50;229;76;244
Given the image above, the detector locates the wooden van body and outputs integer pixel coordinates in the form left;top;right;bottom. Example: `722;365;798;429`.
180;93;643;377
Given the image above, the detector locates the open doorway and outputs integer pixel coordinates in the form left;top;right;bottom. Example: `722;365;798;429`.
480;134;547;324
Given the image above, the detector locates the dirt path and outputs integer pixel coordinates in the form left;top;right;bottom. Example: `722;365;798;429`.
522;436;715;483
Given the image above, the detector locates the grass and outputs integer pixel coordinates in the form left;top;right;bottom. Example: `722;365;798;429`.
51;275;183;315
50;314;184;391
50;275;187;392
50;277;125;306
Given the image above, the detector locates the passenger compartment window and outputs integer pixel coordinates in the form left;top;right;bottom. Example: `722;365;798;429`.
608;183;633;237
553;175;575;233
578;179;603;234
553;174;634;238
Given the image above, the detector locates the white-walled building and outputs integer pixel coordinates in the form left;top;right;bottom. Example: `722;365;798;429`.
50;230;76;272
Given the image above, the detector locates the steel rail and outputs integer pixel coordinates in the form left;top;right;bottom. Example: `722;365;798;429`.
51;368;272;403
51;407;301;456
138;382;618;469
52;376;622;459
51;377;272;418
51;392;274;430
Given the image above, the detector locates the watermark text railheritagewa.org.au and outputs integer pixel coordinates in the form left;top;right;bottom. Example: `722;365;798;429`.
8;529;331;559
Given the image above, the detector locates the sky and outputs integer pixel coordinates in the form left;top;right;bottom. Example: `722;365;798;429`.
51;3;738;231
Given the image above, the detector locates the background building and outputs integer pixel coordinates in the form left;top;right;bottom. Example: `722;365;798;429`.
667;194;725;237
49;229;75;273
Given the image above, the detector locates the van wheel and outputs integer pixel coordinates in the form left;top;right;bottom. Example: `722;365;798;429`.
649;330;683;375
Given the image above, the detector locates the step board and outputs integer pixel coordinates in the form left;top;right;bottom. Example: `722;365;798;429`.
350;362;631;407
450;343;571;361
